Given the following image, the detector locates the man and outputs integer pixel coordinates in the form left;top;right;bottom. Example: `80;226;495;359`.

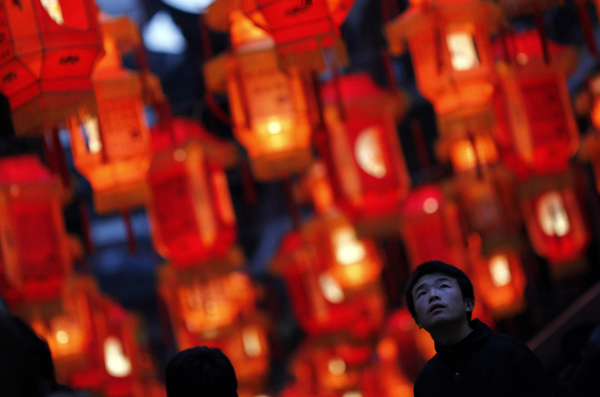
165;346;238;397
405;260;553;397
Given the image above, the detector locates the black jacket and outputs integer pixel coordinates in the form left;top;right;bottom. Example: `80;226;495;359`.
414;319;554;397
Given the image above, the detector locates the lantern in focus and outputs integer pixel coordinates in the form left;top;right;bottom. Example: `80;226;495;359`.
400;185;468;271
272;212;385;337
203;12;317;180
385;0;501;115
240;0;353;70
0;155;71;302
320;73;410;237
493;31;579;179
519;170;590;278
68;17;158;214
0;0;103;136
147;139;236;267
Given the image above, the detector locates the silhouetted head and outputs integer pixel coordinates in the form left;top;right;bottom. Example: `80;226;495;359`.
405;260;475;323
166;346;238;397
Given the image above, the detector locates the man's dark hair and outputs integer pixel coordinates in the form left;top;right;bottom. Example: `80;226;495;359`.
165;346;238;397
404;260;475;321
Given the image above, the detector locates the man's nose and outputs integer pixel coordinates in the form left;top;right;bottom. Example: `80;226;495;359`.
428;290;440;302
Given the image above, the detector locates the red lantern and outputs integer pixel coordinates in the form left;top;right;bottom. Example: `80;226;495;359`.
493;31;579;179
272;213;385;337
519;170;590;277
68;18;158;214
240;0;353;70
400;185;468;271
385;0;501;115
320;73;410;236
0;0;103;135
0;155;71;302
360;337;413;397
148;139;236;267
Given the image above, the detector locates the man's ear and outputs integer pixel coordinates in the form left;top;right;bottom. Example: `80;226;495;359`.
465;299;474;314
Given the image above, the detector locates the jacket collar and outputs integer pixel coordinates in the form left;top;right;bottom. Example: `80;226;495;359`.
434;319;493;362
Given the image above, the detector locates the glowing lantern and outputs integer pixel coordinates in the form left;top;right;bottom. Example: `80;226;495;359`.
400;185;468;271
272;213;385;337
385;0;501;115
68;17;157;214
519;171;590;277
449;166;521;244
321;73;410;236
239;0;353;70
360;338;413;397
158;257;255;341
203;13;317;180
0;0;103;136
493;31;579;179
147;139;236;267
439;132;498;174
289;335;373;396
469;242;527;318
0;155;71;302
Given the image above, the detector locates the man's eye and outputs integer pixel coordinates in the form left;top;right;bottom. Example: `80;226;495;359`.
417;291;426;298
440;284;450;288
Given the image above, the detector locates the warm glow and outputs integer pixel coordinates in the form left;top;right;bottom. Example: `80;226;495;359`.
355;127;387;178
242;328;262;358
104;336;132;378
333;227;366;265
56;330;70;344
83;117;102;154
489;255;512;287
446;32;480;71
592;100;600;130
423;197;439;214
41;0;64;25
450;136;498;172
267;122;283;135
537;192;570;237
173;149;187;162
328;358;346;375
319;274;345;304
377;337;398;361
343;392;362;397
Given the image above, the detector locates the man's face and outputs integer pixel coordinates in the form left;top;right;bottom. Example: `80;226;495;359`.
411;273;473;332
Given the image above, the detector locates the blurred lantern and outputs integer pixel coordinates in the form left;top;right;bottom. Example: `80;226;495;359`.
443;134;498;174
68;17;160;214
204;13;317;180
385;0;501;115
0;0;103;136
272;219;385;337
147;139;236;267
519;170;590;277
359;338;413;397
493;31;579;179
158;255;255;340
467;235;527;318
239;0;352;70
19;276;101;386
0;155;71;302
448;166;521;245
380;308;435;382
400;185;468;271
303;162;337;215
320;73;410;237
290;335;373;396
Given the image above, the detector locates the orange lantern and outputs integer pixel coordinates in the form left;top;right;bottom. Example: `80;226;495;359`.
493;31;579;179
437;123;498;175
321;73;410;236
519;170;590;277
68;17;157;214
272;213;385;337
289;335;373;396
385;0;501;115
158;257;255;341
203;13;317;181
360;337;413;397
0;155;71;302
400;185;468;271
147;139;236;267
467;235;527;318
0;0;103;136
239;0;353;70
449;166;521;245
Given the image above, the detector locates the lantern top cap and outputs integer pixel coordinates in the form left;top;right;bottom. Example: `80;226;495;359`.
0;155;53;184
321;73;386;103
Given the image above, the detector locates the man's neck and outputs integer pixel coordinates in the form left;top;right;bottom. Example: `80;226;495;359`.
430;319;473;345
